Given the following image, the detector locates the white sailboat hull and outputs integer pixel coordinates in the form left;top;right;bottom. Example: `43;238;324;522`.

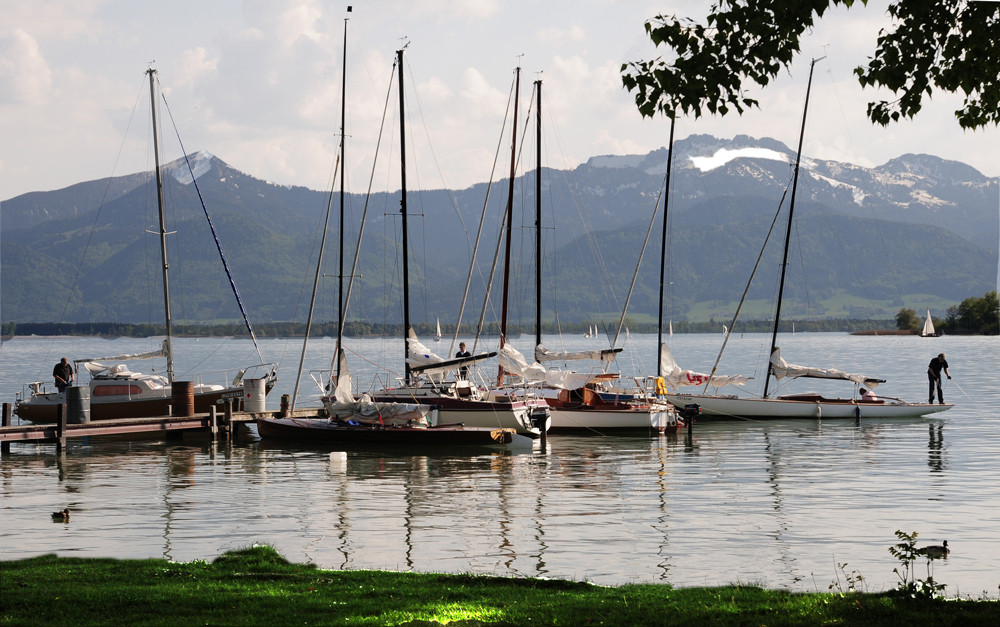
548;404;677;432
665;393;952;420
372;385;548;436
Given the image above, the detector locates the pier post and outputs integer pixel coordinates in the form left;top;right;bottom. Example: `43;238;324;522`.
209;406;218;441
223;400;233;441
57;404;67;453
1;403;10;455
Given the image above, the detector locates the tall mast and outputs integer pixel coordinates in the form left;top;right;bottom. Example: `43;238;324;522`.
656;116;676;378
291;11;348;412
534;80;542;350
147;68;174;383
335;9;349;376
398;48;412;381
764;57;822;398
497;66;520;386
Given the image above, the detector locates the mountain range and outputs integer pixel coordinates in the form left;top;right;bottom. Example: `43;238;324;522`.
1;135;997;330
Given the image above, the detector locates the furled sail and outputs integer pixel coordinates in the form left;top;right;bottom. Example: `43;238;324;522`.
534;344;621;363
498;345;598;390
76;339;170;375
324;349;431;426
658;343;750;388
406;336;495;378
769;348;882;386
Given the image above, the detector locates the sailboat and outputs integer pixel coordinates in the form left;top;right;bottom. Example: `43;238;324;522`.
661;58;951;420
369;51;549;437
257;18;520;449
920;309;938;337
15;69;276;424
435;317;442;342
495;79;676;433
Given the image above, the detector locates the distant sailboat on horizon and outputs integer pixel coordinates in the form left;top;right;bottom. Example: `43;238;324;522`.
435;317;442;342
921;309;938;337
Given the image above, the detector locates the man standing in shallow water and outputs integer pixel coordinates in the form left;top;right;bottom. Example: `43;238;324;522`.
927;352;951;404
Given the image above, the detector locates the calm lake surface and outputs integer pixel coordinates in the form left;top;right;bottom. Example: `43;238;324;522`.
1;332;998;596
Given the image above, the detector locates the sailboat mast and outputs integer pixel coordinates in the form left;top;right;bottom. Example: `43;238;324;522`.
335;11;349;377
764;57;822;398
534;79;542;350
497;66;520;386
147;68;174;383
398;48;412;381
656;116;676;378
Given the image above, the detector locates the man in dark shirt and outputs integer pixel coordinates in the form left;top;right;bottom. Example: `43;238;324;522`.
455;342;471;379
927;353;951;404
52;357;74;394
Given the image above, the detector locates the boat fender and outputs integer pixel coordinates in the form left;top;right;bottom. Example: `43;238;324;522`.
655;377;668;396
815;403;822;419
855;405;861;419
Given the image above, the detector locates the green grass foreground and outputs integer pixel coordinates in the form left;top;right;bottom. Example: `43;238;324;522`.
2;546;998;626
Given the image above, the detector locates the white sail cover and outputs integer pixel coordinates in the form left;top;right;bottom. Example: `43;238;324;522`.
658;343;750;388
498;345;598;390
325;351;431;426
535;344;619;363
769;348;877;386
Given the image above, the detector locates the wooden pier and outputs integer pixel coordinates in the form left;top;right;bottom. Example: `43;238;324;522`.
0;402;267;456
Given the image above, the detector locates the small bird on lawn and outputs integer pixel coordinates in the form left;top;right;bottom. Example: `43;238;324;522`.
919;540;949;559
51;508;70;521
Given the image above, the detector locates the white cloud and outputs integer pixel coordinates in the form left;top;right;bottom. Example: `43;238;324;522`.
171;47;219;88
0;29;53;104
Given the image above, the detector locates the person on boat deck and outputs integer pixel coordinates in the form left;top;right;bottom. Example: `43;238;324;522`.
927;353;951;404
52;357;74;394
455;342;472;379
859;387;879;402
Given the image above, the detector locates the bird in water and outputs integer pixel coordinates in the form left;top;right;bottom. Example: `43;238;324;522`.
919;540;949;559
51;508;70;522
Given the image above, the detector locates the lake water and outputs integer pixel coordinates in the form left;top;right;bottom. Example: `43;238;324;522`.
1;332;998;597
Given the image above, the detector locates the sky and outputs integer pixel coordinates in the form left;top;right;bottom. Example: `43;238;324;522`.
1;0;998;202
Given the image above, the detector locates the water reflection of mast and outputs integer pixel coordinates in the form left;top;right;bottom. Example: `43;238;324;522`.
927;423;945;473
651;434;682;580
762;430;795;580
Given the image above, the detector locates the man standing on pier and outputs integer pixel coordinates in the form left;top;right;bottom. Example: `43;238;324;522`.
53;357;74;394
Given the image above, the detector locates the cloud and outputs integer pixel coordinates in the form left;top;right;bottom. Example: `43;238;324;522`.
171;47;219;88
0;29;53;104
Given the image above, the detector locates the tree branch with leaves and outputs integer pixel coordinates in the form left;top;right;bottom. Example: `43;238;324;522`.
621;0;1000;129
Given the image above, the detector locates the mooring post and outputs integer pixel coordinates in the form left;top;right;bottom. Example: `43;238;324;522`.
223;400;233;441
57;403;67;453
209;406;218;441
1;402;11;456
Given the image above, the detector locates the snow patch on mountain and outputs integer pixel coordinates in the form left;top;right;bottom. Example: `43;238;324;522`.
689;147;789;172
167;150;214;185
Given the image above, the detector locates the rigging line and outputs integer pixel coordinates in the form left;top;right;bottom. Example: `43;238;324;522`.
35;75;149;377
334;59;399;377
158;89;264;365
399;53;470;246
791;218;812;321
452;68;517;356
611;189;662;350
701;179;791;395
546;118;620;317
821;61;904;304
291;151;340;412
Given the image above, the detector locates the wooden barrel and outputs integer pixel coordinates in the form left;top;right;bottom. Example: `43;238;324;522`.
171;381;195;417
